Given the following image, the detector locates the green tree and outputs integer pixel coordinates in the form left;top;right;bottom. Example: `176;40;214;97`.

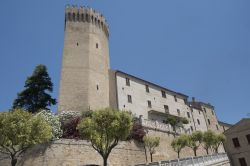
77;108;133;166
143;136;160;162
212;133;226;153
163;116;189;137
13;64;56;113
187;131;203;156
0;109;52;166
202;130;216;155
171;134;188;158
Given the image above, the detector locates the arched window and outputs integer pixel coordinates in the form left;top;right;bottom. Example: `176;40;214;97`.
67;13;71;21
86;14;89;22
72;13;76;21
91;15;94;23
81;13;84;22
77;13;80;21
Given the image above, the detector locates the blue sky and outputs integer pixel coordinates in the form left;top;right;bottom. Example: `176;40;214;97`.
0;0;249;124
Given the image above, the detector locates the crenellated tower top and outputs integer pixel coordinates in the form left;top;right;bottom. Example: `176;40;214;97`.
65;5;109;38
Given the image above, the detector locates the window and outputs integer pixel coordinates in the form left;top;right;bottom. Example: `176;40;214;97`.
174;95;177;102
127;95;132;103
190;126;193;131
164;105;169;113
208;119;211;125
232;138;240;148
246;134;250;144
211;110;214;115
145;85;149;93
126;77;130;86
238;158;247;166
147;100;152;108
177;109;180;116
216;125;219;130
161;90;166;98
187;112;190;118
96;43;98;48
96;85;99;90
197;119;200;125
203;108;206;113
199;110;201;114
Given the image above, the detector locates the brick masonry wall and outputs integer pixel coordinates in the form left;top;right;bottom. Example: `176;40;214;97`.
0;129;225;166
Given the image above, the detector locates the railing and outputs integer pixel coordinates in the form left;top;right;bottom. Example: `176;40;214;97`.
133;153;229;166
140;119;188;134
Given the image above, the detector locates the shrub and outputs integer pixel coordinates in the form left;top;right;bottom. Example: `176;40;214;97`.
59;111;81;125
128;119;146;142
37;110;63;140
61;116;81;139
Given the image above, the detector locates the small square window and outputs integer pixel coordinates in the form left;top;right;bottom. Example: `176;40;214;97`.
96;43;98;48
126;78;130;86
127;95;132;103
190;126;193;131
238;157;247;166
161;91;166;98
197;119;200;125
147;100;152;108
246;134;250;144
232;137;240;148
164;105;169;113
187;112;190;118
177;109;180;116
145;85;149;93
174;95;177;102
203;108;206;113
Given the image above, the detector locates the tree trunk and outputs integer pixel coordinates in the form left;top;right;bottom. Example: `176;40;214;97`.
11;157;17;166
194;149;197;156
206;148;209;155
177;151;180;158
150;152;153;162
144;145;148;163
103;157;108;166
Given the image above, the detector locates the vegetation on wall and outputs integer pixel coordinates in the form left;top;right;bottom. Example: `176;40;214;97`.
0;109;52;166
163;116;189;137
12;65;56;113
77;108;133;166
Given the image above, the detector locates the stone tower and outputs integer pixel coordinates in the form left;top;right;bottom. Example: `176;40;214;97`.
58;5;110;112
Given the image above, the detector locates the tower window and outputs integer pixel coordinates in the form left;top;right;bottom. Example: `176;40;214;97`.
246;134;250;144
77;42;79;46
147;100;152;108
197;119;200;125
145;85;149;93
161;90;166;98
239;158;247;166
127;95;132;103
187;112;190;118
96;43;98;48
126;77;130;86
232;137;240;148
207;119;211;125
96;85;99;90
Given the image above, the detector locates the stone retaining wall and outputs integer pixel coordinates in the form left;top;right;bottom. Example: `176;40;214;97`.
0;129;225;166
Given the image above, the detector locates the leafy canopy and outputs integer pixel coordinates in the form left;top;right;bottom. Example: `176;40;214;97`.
143;135;160;162
0;109;52;166
13;64;56;113
171;134;188;158
77;108;133;166
187;131;203;156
